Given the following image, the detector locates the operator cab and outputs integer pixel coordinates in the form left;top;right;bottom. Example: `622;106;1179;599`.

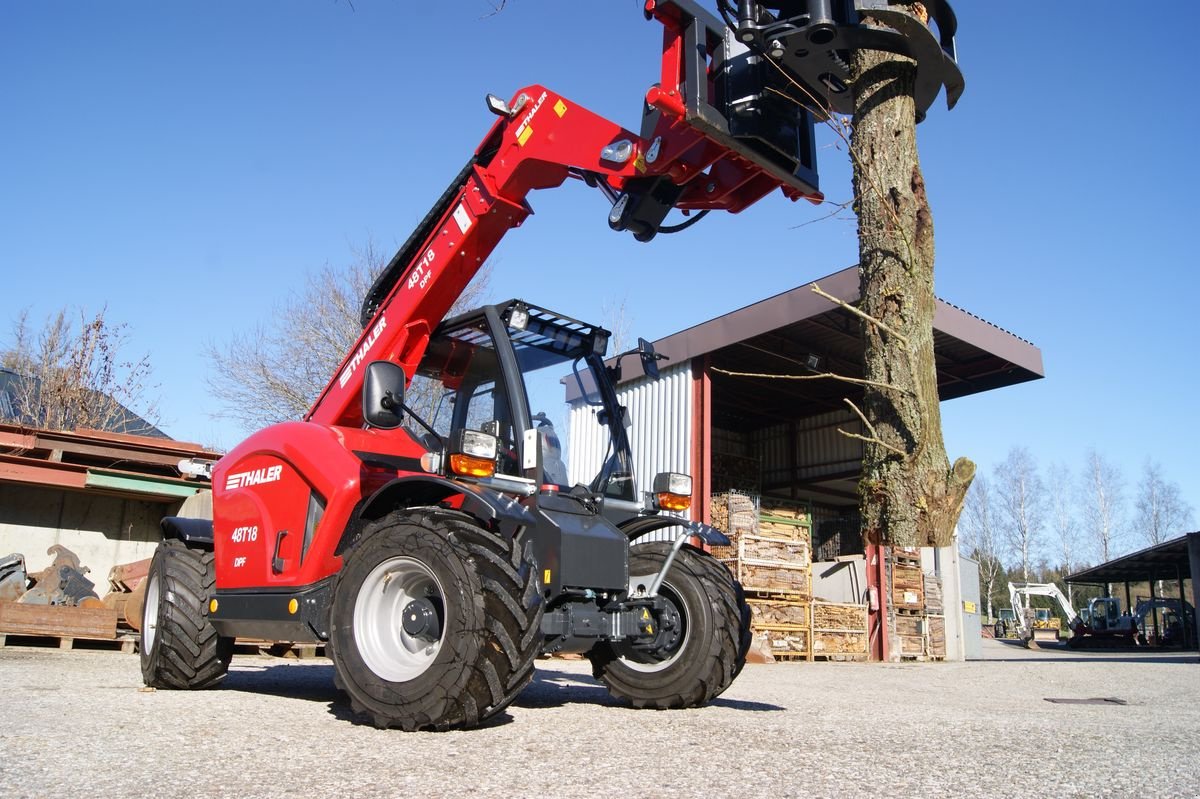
405;300;641;502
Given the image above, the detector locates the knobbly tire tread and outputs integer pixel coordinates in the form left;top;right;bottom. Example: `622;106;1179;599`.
141;539;233;690
328;508;542;731
588;542;750;709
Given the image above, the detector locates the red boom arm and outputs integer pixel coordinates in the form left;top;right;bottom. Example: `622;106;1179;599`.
307;1;822;429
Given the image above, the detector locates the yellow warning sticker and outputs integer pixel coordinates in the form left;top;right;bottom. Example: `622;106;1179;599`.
634;153;646;173
543;569;551;585
518;126;534;146
554;99;567;117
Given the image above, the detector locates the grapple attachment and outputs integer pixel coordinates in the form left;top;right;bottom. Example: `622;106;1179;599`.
715;0;963;121
631;0;964;237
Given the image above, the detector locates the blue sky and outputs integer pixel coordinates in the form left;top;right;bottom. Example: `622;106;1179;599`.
3;2;1197;560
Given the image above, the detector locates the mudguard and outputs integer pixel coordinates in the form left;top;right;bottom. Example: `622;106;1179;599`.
618;515;731;547
160;516;215;548
343;475;540;553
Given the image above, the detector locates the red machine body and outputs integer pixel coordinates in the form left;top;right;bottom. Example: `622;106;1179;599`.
211;3;823;596
144;0;962;728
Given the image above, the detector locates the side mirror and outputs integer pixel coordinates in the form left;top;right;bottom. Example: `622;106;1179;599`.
638;337;663;380
362;361;406;429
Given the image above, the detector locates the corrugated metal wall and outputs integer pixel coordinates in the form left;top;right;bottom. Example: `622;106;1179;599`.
567;361;694;525
753;408;863;488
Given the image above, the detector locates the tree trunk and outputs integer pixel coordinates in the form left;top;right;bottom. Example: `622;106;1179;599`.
850;5;974;548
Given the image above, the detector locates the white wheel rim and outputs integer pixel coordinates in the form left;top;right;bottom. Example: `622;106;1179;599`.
354;556;445;682
143;572;161;653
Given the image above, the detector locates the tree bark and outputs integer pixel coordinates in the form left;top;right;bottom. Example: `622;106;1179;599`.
850;5;974;548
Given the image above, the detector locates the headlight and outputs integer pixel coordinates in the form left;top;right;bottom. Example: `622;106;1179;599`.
653;471;692;512
448;429;498;478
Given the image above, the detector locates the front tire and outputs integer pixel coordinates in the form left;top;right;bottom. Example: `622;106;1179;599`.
140;539;233;689
328;509;542;731
589;542;751;709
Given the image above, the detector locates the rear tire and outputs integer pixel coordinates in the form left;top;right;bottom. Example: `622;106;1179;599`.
328;509;542;731
140;539;233;689
589;542;750;709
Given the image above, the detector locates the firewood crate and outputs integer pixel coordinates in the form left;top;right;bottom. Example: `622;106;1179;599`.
755;625;810;661
891;563;924;611
892;613;927;659
718;538;811;597
747;597;809;626
810;601;868;658
927;615;947;660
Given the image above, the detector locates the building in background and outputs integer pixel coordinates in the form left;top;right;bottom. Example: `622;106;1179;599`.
566;267;1043;662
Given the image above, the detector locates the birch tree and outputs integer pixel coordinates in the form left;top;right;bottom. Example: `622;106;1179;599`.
1047;461;1079;605
1082;449;1124;563
960;474;1003;619
1135;460;1194;546
995;447;1046;580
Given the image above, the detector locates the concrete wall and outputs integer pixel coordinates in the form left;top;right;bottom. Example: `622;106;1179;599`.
811;557;868;604
0;484;177;596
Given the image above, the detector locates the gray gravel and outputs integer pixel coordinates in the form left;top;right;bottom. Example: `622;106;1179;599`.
1;639;1196;798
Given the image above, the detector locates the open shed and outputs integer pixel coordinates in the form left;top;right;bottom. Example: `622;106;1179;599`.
1066;533;1199;650
565;265;1043;661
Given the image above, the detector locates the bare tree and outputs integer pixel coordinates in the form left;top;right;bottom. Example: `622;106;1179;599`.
959;474;1004;620
994;447;1046;580
1;307;160;435
1047;460;1079;606
1136;460;1194;546
1082;449;1124;563
206;242;491;433
849;4;974;548
598;296;634;357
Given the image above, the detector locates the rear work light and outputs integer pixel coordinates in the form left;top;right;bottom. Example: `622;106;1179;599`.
653;472;692;512
448;429;499;478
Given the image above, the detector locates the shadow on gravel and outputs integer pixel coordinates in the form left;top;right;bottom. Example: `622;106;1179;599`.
223;662;339;702
516;668;786;713
985;639;1196;664
515;668;621;709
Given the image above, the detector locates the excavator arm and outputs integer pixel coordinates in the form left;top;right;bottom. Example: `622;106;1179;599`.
306;0;962;429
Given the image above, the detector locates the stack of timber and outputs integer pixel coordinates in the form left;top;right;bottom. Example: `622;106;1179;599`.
709;491;759;545
923;573;944;615
890;548;924;612
713;497;812;597
892;613;927;659
713;496;814;661
922;572;945;659
811;601;869;660
747;596;810;660
927;615;947;659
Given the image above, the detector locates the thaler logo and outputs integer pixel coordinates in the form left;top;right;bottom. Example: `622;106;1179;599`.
339;316;388;388
514;90;549;142
225;464;283;491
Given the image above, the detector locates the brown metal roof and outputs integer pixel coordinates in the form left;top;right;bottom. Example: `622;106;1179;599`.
0;423;219;501
643;266;1044;432
1066;534;1197;585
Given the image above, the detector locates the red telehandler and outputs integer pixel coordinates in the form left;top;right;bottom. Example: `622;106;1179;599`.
139;1;962;730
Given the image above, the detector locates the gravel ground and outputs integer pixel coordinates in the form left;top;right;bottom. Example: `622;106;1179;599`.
1;639;1196;798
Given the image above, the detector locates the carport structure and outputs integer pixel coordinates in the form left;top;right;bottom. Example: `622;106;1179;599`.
566;265;1044;661
601;265;1045;520
1066;533;1200;651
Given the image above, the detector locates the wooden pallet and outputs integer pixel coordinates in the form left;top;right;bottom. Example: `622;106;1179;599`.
0;632;138;653
811;601;869;657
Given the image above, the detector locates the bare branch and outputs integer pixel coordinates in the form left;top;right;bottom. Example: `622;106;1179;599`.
709;366;905;394
809;282;910;347
838;398;906;457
